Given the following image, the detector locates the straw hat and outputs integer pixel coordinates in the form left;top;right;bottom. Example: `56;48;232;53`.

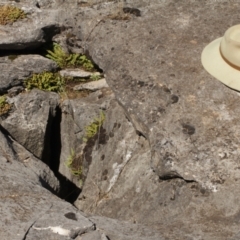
201;24;240;91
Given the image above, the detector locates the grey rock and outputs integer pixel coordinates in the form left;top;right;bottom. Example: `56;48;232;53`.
1;89;59;163
11;137;60;193
75;99;141;212
26;202;95;239
76;230;108;240
0;4;60;50
1;0;240;239
0;128;96;240
0;128;60;240
59;90;114;186
15;0;64;9
89;216;165;240
68;0;240;239
73;78;109;91
229;232;240;240
7;86;24;97
13;54;58;74
0;55;58;93
59;69;95;78
0;122;151;240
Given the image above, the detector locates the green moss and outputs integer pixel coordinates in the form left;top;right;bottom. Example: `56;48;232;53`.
0;5;26;25
0;95;11;116
46;43;94;71
83;111;105;143
65;149;82;177
24;72;65;93
90;74;101;81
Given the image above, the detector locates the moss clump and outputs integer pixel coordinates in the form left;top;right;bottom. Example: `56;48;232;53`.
0;5;26;25
65;149;82;177
0;96;11;116
24;72;65;93
90;74;101;81
83;111;105;142
46;43;94;71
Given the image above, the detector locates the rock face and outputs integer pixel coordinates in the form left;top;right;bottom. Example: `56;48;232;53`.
59;89;114;186
73;78;108;91
71;0;240;239
1;89;59;163
0;4;60;50
1;0;240;239
0;93;160;240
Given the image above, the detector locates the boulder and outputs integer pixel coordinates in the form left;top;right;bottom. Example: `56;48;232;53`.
59;69;95;78
0;122;163;240
0;54;58;93
0;2;60;50
0;127;61;239
1;89;60;164
89;216;165;240
76;230;108;240
73;78;109;91
26;202;95;239
0;126;98;240
59;89;114;186
75;99;142;213
69;0;240;239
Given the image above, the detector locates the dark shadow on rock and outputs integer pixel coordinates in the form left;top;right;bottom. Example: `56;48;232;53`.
56;172;82;203
41;105;81;203
49;106;62;172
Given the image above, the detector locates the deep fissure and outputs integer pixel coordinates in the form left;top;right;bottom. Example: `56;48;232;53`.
43;104;82;203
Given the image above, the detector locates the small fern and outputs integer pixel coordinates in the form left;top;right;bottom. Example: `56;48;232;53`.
24;72;65;93
46;43;94;70
78;55;94;71
83;111;105;142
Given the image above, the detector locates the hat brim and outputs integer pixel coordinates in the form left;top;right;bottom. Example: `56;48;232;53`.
201;37;240;91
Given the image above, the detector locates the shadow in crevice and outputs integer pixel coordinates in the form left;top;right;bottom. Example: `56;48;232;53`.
42;105;81;204
56;173;82;203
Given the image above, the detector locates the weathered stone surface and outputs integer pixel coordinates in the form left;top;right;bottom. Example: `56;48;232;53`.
67;0;240;239
0;2;60;50
11;137;60;194
0;127;98;240
76;230;108;240
59;89;114;186
0;128;60;240
1;89;59;163
13;54;58;74
7;86;24;97
26;201;95;239
89;216;165;240
1;0;240;239
59;69;94;78
0;116;149;240
0;55;58;93
73;78;108;91
75;99;142;212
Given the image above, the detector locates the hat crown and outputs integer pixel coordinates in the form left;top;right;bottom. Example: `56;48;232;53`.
220;25;240;68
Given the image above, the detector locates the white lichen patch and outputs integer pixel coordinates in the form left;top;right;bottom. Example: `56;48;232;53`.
33;226;71;236
107;150;132;192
